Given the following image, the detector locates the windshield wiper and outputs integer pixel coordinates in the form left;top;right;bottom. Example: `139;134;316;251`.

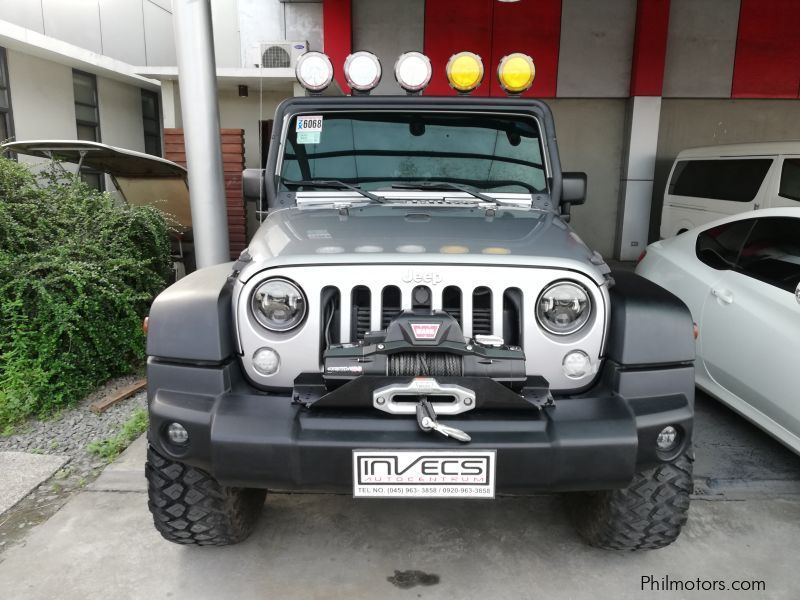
282;179;384;203
391;181;497;204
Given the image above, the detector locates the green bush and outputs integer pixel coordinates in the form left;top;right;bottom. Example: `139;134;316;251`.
0;158;171;426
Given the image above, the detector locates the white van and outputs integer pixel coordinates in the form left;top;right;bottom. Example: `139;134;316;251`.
660;141;800;238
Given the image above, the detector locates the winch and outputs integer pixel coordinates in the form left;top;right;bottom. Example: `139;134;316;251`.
322;310;527;387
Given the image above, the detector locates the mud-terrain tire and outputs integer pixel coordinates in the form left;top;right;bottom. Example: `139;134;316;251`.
569;451;693;551
146;445;266;546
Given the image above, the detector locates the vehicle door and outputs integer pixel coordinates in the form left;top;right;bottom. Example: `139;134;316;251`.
662;157;774;237
699;216;800;437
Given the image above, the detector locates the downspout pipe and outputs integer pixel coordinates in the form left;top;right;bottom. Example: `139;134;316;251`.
172;0;230;267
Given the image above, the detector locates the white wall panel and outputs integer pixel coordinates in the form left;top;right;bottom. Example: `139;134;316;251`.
41;0;103;54
99;0;147;65
143;0;176;65
0;0;45;33
98;77;145;151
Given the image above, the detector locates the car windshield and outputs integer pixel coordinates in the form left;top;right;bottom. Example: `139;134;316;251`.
279;111;547;194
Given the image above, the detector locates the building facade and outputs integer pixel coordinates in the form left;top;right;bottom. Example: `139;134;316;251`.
1;0;799;259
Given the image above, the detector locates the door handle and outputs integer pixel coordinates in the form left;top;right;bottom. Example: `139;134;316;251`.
711;288;734;305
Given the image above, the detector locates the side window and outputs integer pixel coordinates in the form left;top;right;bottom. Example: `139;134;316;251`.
736;217;800;293
778;158;800;202
695;219;755;270
668;159;772;202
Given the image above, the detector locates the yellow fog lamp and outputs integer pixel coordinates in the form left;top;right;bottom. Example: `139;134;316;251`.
497;53;536;94
295;51;334;93
446;52;484;94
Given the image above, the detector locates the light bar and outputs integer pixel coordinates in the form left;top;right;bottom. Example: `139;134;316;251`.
295;51;334;93
497;53;536;94
344;51;382;93
394;52;432;93
446;51;484;94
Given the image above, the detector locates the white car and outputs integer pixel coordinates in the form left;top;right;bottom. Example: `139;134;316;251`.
637;207;800;455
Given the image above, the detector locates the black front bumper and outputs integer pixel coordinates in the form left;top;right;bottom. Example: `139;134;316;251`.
146;359;693;493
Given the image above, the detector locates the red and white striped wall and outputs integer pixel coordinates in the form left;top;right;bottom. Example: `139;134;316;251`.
323;0;800;100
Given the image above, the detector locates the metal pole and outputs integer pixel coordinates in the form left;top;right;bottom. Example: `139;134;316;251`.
172;0;230;267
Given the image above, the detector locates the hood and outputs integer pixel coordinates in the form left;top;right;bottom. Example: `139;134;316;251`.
242;204;609;283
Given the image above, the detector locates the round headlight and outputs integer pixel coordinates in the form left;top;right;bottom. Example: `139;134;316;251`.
536;281;592;335
251;278;307;332
296;51;334;93
394;52;432;93
344;51;382;92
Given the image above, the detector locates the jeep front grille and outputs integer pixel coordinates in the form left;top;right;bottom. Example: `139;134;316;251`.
235;264;608;392
326;283;519;345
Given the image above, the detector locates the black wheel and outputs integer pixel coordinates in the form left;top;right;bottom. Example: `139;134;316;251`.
568;451;693;551
146;445;266;546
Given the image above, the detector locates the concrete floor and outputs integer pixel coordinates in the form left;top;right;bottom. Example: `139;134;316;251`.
0;393;798;600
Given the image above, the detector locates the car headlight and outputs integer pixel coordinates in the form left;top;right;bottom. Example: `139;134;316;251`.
251;278;307;332
536;281;592;335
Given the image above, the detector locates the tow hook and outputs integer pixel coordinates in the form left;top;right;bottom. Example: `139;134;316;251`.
416;398;471;443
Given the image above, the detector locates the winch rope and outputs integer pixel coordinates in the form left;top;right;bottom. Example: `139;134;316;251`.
389;353;463;377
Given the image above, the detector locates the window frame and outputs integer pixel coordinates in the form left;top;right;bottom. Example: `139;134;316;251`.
141;88;162;156
0;46;15;145
72;69;101;142
668;157;773;203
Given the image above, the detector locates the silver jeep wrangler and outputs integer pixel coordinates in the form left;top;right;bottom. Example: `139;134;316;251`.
144;92;694;550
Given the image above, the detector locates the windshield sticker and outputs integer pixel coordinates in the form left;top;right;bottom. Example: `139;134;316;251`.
296;115;323;144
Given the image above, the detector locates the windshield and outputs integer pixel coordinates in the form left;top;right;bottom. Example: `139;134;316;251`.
279;111;547;194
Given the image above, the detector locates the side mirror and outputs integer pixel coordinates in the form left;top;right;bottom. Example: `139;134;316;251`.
561;172;587;205
242;168;264;201
560;172;587;222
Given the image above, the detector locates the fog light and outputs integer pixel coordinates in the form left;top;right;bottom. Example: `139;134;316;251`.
656;426;679;451
562;350;591;378
253;347;280;375
167;422;189;445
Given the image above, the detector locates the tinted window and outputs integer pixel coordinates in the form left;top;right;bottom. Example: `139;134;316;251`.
669;158;772;202
141;89;161;156
779;158;800;202
695;219;755;270
737;217;800;293
0;47;13;145
280;112;546;194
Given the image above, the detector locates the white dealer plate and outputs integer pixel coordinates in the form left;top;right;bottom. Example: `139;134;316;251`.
352;450;496;498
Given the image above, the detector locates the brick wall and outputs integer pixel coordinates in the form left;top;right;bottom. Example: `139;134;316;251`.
163;128;247;259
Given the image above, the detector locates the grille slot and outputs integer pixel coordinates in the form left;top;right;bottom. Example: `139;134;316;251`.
326;282;522;346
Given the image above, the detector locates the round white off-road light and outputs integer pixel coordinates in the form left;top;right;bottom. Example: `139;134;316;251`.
253;347;280;376
394;52;432;93
656;426;679;451
562;350;590;379
167;422;189;445
296;51;334;92
344;51;382;92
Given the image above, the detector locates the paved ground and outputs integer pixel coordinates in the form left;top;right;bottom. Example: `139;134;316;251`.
0;452;67;514
0;393;798;600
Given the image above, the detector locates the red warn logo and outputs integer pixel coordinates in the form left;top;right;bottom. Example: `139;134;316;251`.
411;323;440;340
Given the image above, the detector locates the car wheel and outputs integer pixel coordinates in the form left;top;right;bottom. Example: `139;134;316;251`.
568;450;693;550
146;445;266;546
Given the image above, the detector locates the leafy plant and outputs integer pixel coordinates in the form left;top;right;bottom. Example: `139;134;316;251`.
0;158;171;426
87;408;148;462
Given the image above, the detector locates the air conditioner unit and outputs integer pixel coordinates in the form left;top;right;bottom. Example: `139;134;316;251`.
245;41;308;69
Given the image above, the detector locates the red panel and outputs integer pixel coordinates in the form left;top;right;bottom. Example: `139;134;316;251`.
489;0;561;98
323;0;352;93
732;0;800;98
423;0;493;96
629;0;670;96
